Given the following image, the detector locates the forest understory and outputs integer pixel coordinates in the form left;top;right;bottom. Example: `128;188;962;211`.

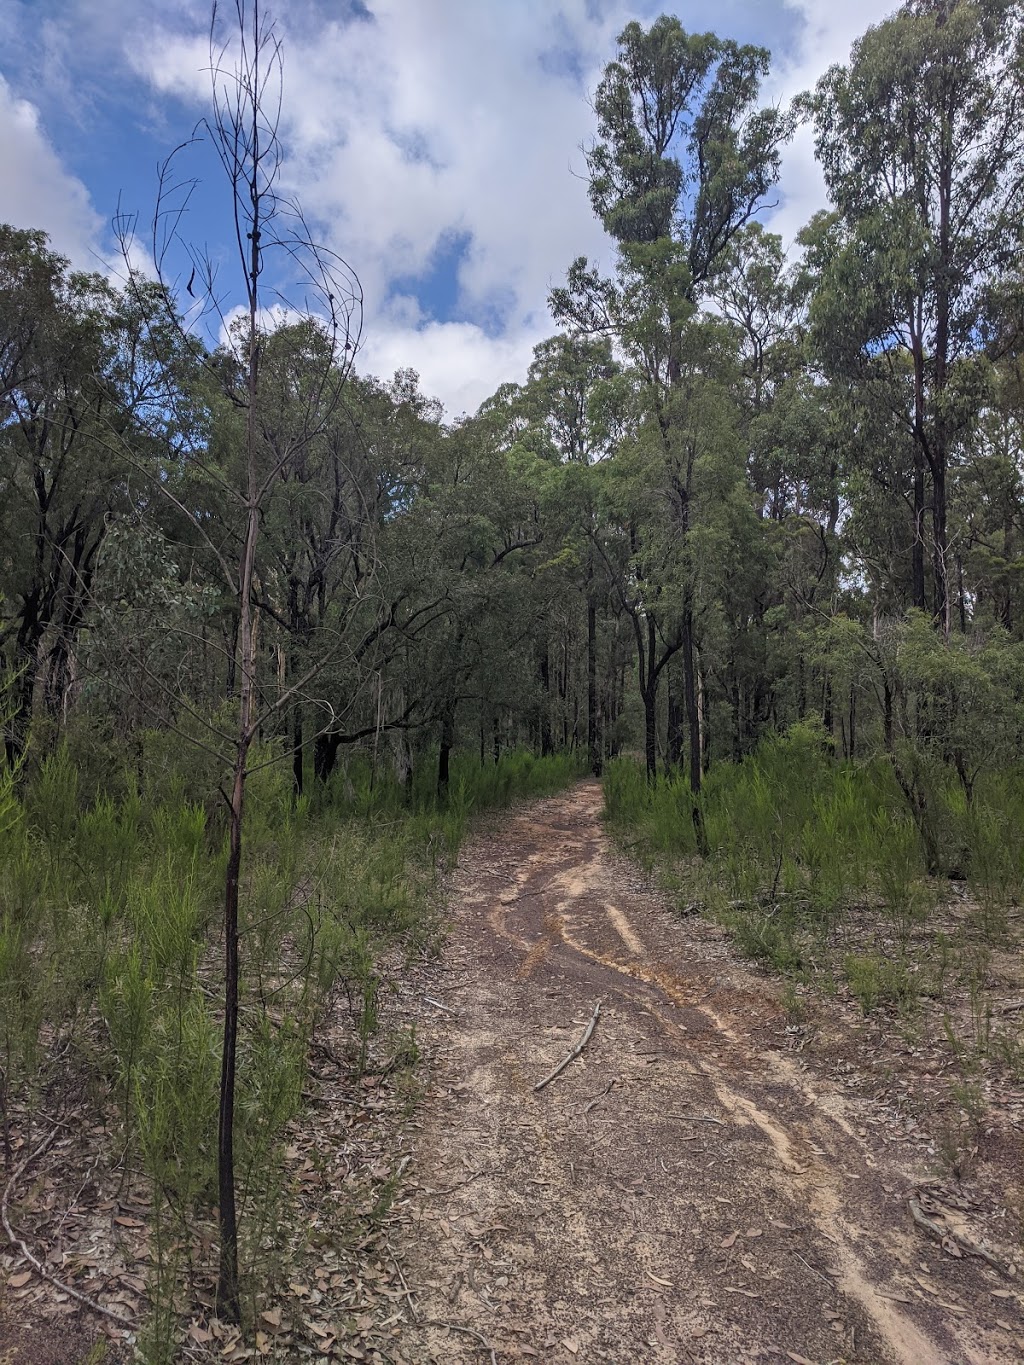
4;773;1024;1365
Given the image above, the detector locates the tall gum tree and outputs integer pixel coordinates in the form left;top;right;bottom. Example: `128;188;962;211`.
552;14;791;820
804;0;1024;636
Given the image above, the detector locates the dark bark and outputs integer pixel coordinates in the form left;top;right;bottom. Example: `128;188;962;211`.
644;618;658;781
217;747;246;1323
666;656;683;769
822;676;832;737
587;595;601;776
539;649;553;757
731;661;742;763
681;602;706;851
314;732;341;784
437;705;455;797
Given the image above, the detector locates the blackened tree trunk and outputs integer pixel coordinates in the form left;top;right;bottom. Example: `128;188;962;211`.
437;705;455;797
681;601;705;851
539;649;553;757
587;595;601;775
314;732;340;784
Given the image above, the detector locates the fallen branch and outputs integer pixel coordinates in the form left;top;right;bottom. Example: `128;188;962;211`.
581;1077;618;1116
668;1113;727;1127
908;1196;1008;1275
793;1251;836;1288
424;1319;498;1364
2;1124;134;1328
386;1239;418;1321
534;1001;602;1092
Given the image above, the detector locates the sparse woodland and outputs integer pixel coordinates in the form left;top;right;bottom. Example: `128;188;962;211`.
4;1;1024;1360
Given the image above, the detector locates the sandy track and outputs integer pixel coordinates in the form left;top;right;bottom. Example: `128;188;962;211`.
394;782;1020;1364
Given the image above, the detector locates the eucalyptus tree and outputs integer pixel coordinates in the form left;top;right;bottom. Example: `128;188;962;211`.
955;352;1024;632
519;334;627;771
0;228;167;749
552;14;791;810
804;0;1024;635
115;1;362;1320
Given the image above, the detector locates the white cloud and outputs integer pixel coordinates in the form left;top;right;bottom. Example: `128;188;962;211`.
2;0;908;414
125;0;633;414
0;74;103;265
359;316;552;422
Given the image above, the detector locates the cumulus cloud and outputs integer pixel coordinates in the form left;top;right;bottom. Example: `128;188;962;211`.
0;74;103;265
125;0;633;413
1;0;906;414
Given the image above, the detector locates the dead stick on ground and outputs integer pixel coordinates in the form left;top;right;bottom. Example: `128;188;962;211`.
534;1001;602;1092
425;1319;498;1364
794;1251;836;1288
386;1239;418;1322
2;1124;134;1328
581;1077;618;1116
424;996;457;1015
668;1113;727;1126
908;1196;1008;1274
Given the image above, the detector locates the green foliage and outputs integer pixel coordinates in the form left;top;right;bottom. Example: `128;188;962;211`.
844;954;918;1016
606;719;1024;1006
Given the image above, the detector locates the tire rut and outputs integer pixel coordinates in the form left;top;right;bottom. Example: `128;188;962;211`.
394;782;1018;1364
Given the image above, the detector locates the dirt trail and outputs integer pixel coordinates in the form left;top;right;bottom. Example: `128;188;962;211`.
394;782;1021;1364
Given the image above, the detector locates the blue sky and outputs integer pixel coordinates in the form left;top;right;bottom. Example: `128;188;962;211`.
0;0;897;414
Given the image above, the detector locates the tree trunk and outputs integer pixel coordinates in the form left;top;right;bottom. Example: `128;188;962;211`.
314;732;341;784
217;746;246;1323
587;596;601;775
225;611;238;699
644;683;657;783
912;448;927;612
883;678;894;755
666;657;683;770
539;650;553;757
217;494;259;1323
822;675;832;738
731;659;742;763
681;603;705;851
292;700;303;798
437;706;455;797
932;459;949;637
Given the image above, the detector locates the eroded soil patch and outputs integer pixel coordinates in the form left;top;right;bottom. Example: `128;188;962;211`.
393;781;1024;1364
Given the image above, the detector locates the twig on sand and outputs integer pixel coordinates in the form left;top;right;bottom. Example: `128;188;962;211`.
908;1195;1009;1274
424;995;457;1015
2;1124;134;1328
581;1077;618;1116
668;1113;727;1126
387;1239;418;1321
794;1250;836;1288
534;1001;602;1092
424;1318;498;1364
